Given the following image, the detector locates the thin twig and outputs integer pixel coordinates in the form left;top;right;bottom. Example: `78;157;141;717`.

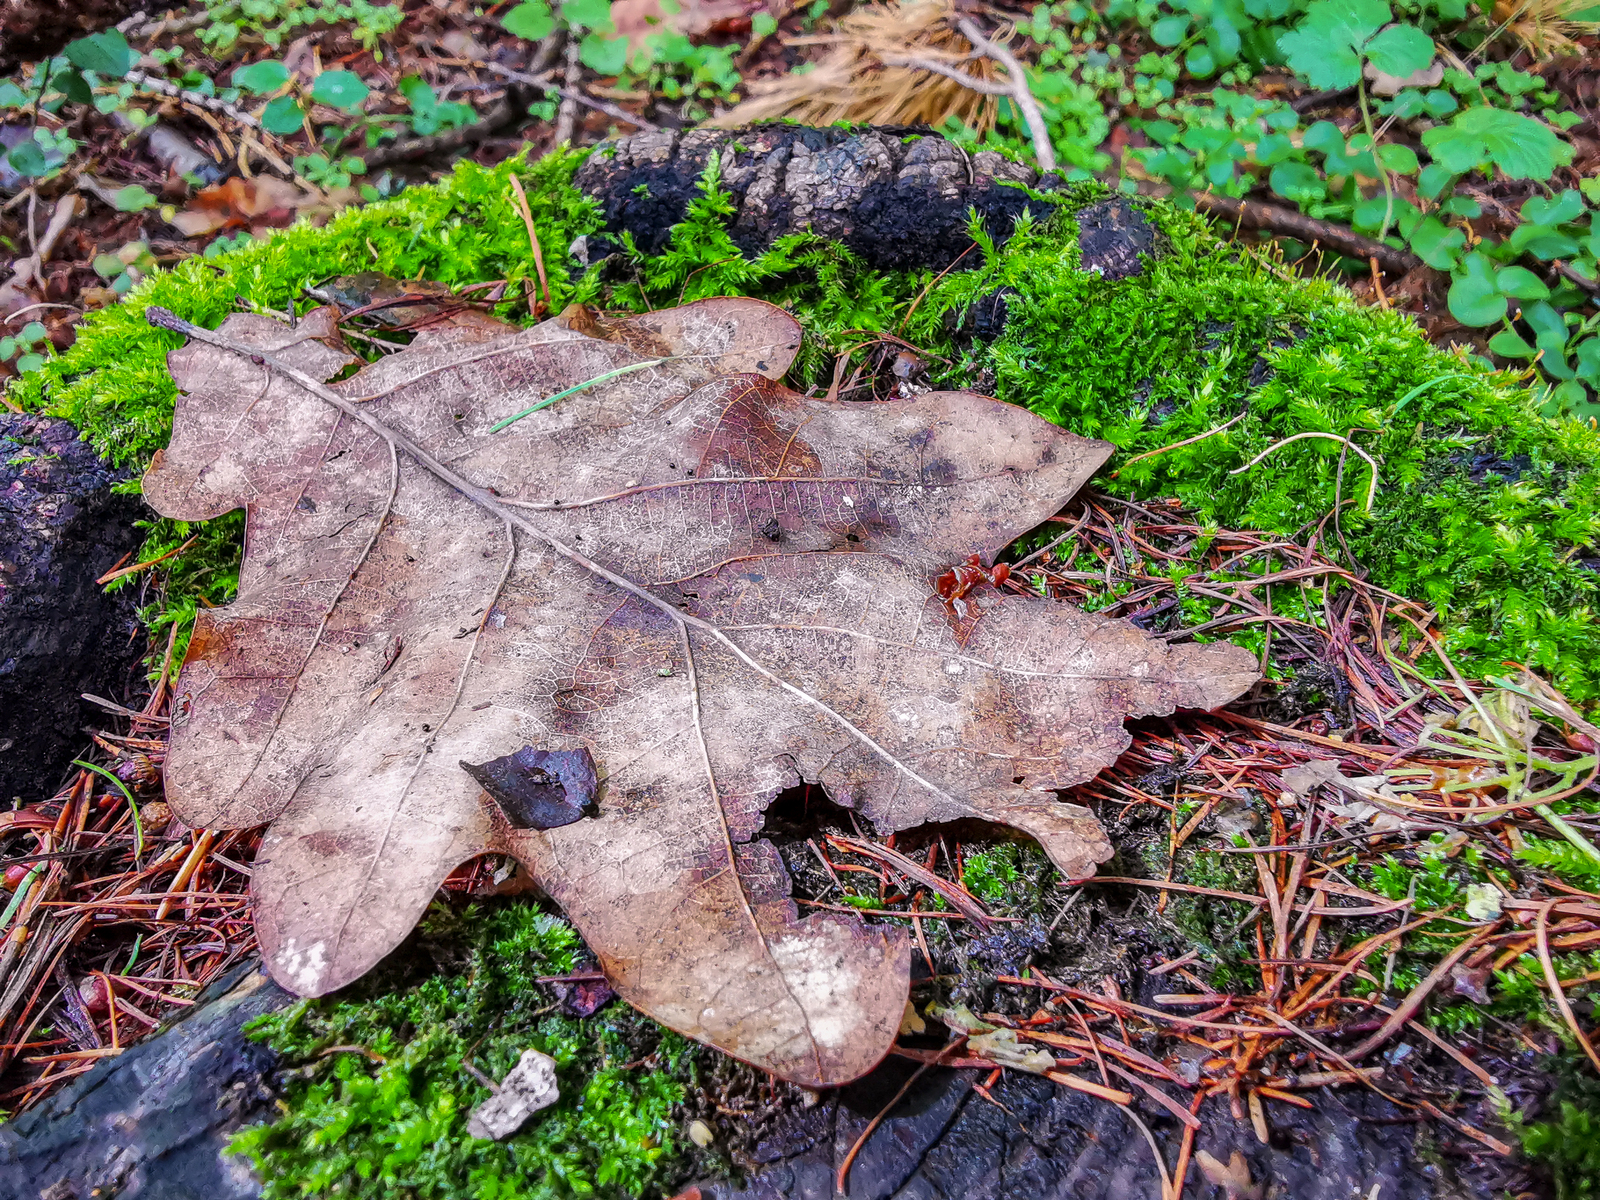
479;61;660;131
1228;431;1381;512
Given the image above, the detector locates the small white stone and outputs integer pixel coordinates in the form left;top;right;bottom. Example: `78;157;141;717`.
688;1119;715;1148
466;1049;559;1141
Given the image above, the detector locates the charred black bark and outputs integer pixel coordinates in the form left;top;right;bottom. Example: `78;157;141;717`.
0;414;144;804
573;126;1053;273
0;966;290;1200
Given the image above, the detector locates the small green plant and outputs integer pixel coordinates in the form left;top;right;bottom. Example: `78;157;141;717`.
200;0;406;53
961;845;1023;905
0;322;50;375
944;3;1600;417
501;0;743;120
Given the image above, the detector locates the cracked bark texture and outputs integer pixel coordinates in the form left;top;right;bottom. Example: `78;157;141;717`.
0;966;290;1200
574;126;1093;273
0;414;144;803
693;1063;1458;1200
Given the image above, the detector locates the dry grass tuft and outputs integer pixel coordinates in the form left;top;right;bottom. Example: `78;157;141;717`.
713;0;1004;132
1489;0;1600;58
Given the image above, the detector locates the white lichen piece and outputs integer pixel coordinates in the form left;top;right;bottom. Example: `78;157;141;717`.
466;1049;560;1141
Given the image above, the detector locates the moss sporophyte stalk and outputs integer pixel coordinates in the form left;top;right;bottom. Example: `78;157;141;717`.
9;135;1600;1194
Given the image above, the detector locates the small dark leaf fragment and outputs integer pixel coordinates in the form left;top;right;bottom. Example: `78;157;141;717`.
462;746;598;830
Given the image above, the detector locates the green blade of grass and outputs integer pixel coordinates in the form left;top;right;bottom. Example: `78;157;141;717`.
72;758;145;861
488;357;672;432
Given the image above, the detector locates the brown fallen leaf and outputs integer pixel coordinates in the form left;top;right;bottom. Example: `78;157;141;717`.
142;296;1257;1086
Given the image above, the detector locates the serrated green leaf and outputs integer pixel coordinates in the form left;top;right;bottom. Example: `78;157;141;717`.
234;59;290;95
1276;0;1387;91
503;0;556;40
311;71;369;111
1521;189;1584;227
64;30;134;79
261;95;306;134
1421;106;1572;180
1363;24;1434;80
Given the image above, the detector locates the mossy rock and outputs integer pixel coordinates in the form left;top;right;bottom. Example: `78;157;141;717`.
7;126;1598;1198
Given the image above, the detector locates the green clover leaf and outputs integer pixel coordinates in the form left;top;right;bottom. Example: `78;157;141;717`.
234;59;291;96
310;70;370;112
1421;106;1573;180
502;0;555;40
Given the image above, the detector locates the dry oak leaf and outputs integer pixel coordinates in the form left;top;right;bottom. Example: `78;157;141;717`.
142;297;1257;1087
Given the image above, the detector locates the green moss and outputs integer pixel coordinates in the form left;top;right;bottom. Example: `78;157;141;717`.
12;147;600;467
1508;1056;1600;1199
14;148;1600;699
896;197;1600;700
959;840;1056;914
231;901;707;1199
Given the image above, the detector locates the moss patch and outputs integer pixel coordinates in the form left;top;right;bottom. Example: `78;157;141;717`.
232;902;714;1200
14;146;1598;698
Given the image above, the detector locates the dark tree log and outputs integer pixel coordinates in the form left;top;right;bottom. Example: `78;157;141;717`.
0;414;145;804
0;966;291;1200
573;126;1053;273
